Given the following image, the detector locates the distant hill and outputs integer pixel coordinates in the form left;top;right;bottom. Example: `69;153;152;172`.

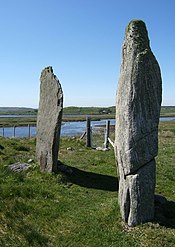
0;107;37;114
63;106;116;115
0;106;174;116
63;106;175;116
160;106;175;116
0;107;37;112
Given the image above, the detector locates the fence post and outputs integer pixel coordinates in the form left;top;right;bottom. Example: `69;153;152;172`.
13;126;16;138
28;124;31;138
86;116;92;147
2;127;4;137
104;120;110;149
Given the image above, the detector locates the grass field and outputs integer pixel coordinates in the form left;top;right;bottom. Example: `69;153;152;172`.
0;121;175;246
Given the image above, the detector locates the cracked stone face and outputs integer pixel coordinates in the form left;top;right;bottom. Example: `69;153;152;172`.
36;66;63;173
115;20;162;226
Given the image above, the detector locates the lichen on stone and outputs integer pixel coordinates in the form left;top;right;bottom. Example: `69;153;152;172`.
126;19;146;33
125;19;150;52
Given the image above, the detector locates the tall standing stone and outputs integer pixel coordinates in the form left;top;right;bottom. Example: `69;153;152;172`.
36;66;63;173
115;20;162;226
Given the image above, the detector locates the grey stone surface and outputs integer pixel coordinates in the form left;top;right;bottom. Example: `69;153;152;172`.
36;66;63;173
118;160;156;226
9;163;31;172
115;20;162;226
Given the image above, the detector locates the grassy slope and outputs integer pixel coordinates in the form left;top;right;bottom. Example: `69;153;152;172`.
63;106;116;115
0;107;37;115
0;106;175;116
160;106;175;117
0;122;175;246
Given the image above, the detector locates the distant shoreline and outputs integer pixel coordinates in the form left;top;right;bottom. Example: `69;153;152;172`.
0;114;174;128
0;105;175;127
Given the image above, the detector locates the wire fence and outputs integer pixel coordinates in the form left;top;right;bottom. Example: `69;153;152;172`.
0;118;115;149
81;117;115;150
0;124;36;138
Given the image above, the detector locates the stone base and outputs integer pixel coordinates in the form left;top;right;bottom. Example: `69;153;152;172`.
118;159;156;226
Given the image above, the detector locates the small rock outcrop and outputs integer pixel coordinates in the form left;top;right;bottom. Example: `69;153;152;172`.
115;20;162;226
9;163;31;172
36;66;63;173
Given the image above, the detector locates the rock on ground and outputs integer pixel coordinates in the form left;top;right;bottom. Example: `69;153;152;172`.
8;163;31;172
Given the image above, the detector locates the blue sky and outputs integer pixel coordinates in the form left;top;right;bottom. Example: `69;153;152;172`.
0;0;174;108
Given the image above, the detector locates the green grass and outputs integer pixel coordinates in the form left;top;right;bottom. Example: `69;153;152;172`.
0;122;175;246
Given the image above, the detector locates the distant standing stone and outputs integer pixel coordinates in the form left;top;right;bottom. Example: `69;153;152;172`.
36;66;63;172
115;20;162;226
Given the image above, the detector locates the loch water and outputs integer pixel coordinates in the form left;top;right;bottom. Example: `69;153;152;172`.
0;117;174;138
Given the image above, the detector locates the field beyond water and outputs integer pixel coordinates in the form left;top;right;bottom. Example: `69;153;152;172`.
0;106;175;127
0;121;175;246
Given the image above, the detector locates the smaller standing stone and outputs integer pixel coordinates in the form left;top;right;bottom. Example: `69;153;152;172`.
36;66;63;173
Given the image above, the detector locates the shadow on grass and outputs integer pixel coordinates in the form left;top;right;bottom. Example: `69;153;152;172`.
155;195;175;228
18;224;49;246
58;162;118;192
